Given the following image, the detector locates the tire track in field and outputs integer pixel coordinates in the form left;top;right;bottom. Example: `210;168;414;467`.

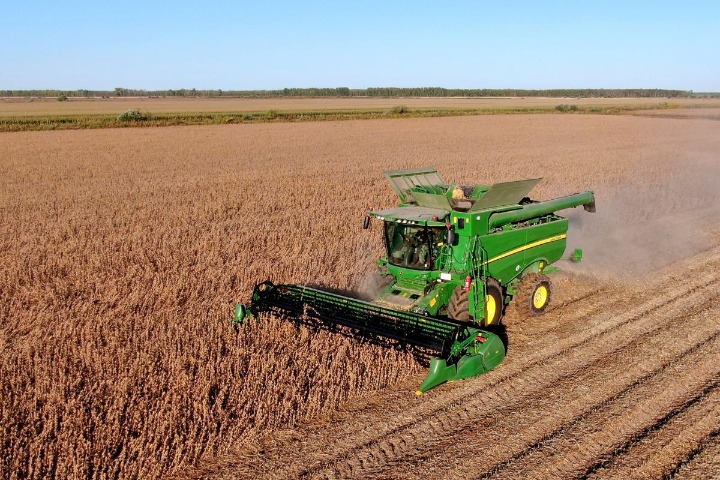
471;313;720;480
289;261;720;479
546;379;719;480
194;247;720;480
364;295;720;480
503;284;611;343
483;332;720;479
671;430;720;480
508;239;720;343
547;285;609;315
584;388;720;479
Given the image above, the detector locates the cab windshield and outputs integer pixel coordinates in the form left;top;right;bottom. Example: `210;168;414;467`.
384;223;444;270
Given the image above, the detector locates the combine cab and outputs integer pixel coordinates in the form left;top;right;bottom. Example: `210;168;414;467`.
235;168;595;394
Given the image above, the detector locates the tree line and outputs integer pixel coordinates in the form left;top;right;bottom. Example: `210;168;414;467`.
1;87;712;98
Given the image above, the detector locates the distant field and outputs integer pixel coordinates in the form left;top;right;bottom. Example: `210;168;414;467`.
3;96;720;133
2;96;719;117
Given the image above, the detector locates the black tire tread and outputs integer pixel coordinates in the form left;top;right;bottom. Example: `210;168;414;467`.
448;287;470;322
511;273;553;318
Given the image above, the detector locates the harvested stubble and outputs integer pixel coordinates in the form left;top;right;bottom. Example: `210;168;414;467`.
1;114;719;479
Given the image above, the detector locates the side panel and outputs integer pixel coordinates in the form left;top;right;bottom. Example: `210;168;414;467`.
420;281;459;316
481;228;528;284
523;218;569;268
481;217;569;285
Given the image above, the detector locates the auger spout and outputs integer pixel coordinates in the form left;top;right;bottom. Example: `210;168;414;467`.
489;191;595;229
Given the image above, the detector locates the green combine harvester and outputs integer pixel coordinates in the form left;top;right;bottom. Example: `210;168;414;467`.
234;168;595;394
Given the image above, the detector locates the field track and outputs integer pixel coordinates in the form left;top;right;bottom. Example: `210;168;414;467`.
190;243;720;480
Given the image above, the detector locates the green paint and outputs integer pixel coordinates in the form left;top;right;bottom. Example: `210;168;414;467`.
417;330;506;393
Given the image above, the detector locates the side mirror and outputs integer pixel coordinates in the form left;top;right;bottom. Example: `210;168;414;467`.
363;215;371;229
446;226;457;245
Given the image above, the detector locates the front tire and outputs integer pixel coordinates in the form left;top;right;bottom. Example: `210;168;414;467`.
447;279;504;326
448;287;470;322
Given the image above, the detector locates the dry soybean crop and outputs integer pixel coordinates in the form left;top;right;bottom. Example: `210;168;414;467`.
2;113;720;479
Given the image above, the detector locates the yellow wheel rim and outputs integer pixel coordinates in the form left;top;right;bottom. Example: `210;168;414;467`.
533;285;548;309
485;294;496;324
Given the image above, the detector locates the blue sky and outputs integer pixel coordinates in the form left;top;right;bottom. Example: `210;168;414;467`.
1;1;718;91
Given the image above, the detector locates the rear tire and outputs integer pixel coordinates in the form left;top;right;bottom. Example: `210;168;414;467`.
512;273;552;317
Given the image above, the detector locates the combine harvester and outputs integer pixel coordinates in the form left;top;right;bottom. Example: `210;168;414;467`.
235;169;595;394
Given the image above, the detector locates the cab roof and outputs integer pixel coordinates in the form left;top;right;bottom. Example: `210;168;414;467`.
369;206;449;226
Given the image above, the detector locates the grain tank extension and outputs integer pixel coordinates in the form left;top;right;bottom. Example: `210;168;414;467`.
234;168;595;394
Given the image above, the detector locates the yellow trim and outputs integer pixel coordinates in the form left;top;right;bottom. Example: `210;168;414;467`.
484;234;567;265
485;294;496;324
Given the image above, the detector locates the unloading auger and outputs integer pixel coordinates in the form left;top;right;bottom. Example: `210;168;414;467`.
234;169;595;394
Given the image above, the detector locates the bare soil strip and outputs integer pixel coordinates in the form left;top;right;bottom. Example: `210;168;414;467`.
192;247;720;480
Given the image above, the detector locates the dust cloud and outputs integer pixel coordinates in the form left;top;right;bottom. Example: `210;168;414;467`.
564;166;720;282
